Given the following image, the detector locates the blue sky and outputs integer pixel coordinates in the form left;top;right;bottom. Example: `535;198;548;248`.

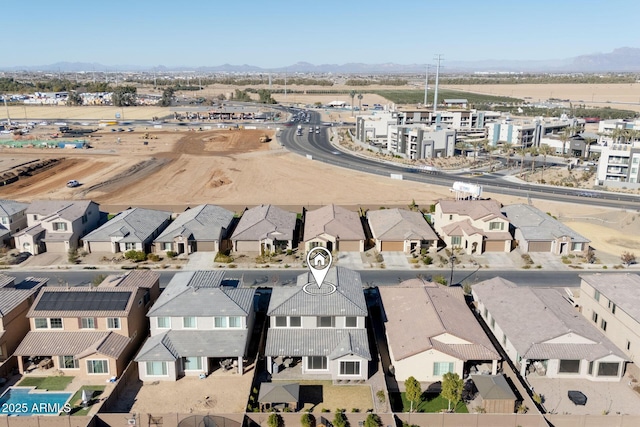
3;0;639;67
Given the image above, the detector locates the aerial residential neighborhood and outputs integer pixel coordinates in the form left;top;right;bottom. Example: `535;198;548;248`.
2;2;640;426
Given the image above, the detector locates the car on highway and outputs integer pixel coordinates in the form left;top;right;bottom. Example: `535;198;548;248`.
315;129;320;134
66;180;80;188
578;192;596;197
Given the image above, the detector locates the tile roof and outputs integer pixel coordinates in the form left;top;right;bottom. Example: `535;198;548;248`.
304;205;364;241
135;330;248;361
154;204;234;243
502;204;589;243
437;200;507;221
28;287;137;318
442;219;484;237
473;277;626;361
379;281;499;362
100;270;160;289
147;271;253;317
268;267;367;316
0;199;28;216
15;331;130;359
231;205;296;242
83;207;171;243
366;209;437;241
265;328;371;360
580;273;640;321
26;200;97;222
0;276;47;317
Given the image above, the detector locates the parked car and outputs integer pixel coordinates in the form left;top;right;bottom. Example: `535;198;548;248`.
66;180;80;188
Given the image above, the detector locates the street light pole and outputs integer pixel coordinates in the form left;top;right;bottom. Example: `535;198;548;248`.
449;255;456;286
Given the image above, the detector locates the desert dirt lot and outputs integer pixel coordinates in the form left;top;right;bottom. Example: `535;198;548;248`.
6;105;172;120
1;126;639;259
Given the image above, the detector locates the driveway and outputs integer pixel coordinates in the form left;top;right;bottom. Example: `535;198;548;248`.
380;252;410;269
527;252;570;270
18;252;64;267
528;376;640;415
184;252;215;270
335;252;365;269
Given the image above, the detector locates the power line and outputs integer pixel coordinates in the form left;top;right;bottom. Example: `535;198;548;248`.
433;54;443;114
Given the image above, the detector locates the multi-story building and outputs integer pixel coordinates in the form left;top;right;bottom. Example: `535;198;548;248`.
487;117;585;149
387;124;456;159
0;200;28;247
397;108;501;131
354;111;399;146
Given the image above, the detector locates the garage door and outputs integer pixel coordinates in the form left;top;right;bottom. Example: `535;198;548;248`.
381;241;404;252
338;240;361;252
528;241;552;252
483;240;505;252
235;241;259;252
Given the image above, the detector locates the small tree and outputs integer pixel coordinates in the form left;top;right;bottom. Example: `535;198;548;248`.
300;413;315;427
404;376;422;412
621;251;636;267
267;413;282;427
124;250;147;262
67;248;79;264
441;372;464;412
332;410;348;427
364;413;382;427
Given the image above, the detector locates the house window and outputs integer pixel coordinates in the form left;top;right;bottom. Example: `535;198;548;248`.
275;316;287;327
601;319;607;331
307;356;327;370
0;217;8;225
340;361;361;376
597;362;620;377
317;316;334;328
449;215;453;220
183;357;202;371
87;360;109;374
157;317;171;329
59;356;79;369
627;340;631;351
35;318;48;329
50;318;63;329
594;290;600;302
107;318;120;329
489;222;504;231
289;316;301;327
483;308;488;318
143;290;151;306
558;360;581;373
80;318;96;329
183;317;196;328
571;242;582;251
229;316;242;328
33;215;38;221
588;361;594;375
52;222;67;231
345;317;358;328
146;361;168;376
433;362;454;376
214;316;228;328
124;242;136;251
451;236;462;246
608;301;616;314
502;334;507;346
163;243;172;251
592;312;598;323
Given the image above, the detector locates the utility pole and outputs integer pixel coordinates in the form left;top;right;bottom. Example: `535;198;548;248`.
433;54;443;114
284;69;287;103
423;65;431;107
3;96;11;126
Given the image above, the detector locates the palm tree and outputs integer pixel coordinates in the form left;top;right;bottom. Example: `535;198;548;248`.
501;141;513;167
481;139;495;168
538;145;554;182
357;93;363;113
516;146;527;177
529;147;539;176
610;127;627;145
350;90;356;117
559;128;571;155
469;139;484;164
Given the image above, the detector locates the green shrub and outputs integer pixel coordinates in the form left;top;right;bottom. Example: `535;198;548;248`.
422;255;433;265
300;413;315;427
286;249;294;256
147;253;161;262
333;411;348;427
67;249;79;264
321;408;330;413
364;413;382;427
267;413;282;427
215;251;234;263
166;251;177;259
91;274;106;285
375;390;385;403
124;250;147;262
433;275;448;286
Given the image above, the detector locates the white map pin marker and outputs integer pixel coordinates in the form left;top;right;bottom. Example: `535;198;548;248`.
306;247;332;288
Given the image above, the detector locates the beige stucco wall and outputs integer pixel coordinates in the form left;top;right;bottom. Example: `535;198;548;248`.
389;345;463;382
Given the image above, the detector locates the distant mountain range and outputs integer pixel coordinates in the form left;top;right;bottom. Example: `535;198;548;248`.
3;47;640;73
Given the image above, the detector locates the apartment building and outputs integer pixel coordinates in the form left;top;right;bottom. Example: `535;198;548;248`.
387;124;456;159
354;110;399;145
487;117;585;148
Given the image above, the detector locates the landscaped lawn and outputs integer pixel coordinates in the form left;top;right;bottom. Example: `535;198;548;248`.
66;385;106;416
18;376;74;391
398;392;468;413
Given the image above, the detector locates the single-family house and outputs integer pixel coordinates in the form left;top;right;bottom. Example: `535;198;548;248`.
0;199;28;247
14;270;160;378
379;279;500;382
577;273;640;376
154;204;234;255
502;204;589;255
135;270;255;381
303;205;365;253
366;208;438;253
433;200;512;254
13;200;101;255
265;267;372;381
231;204;297;253
0;274;47;362
83;207;171;254
473;277;627;382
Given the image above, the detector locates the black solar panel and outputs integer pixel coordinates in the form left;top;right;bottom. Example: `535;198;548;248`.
35;291;132;311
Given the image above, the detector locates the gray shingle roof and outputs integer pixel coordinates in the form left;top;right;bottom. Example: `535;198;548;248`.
231;205;296;242
83;207;171;243
367;209;437;241
15;331;130;359
154;204;234;243
473;277;626;361
268;267;367;316
471;375;516;400
580;273;640;322
258;383;300;403
26;200;97;222
0;199;28;217
135;330;248;361
265;328;371;360
147;271;253;317
502;204;589;243
0;276;47;317
304;205;364;241
380;281;499;362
